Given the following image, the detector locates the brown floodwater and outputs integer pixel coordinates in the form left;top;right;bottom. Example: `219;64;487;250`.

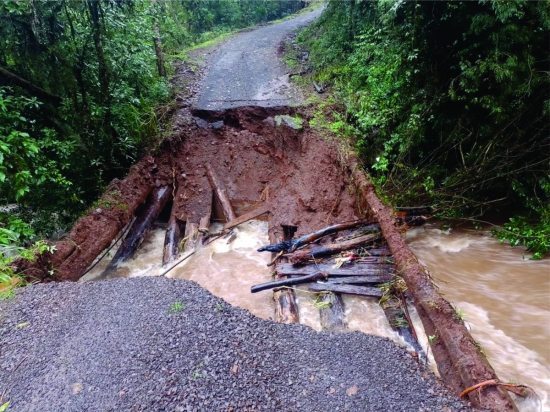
81;219;548;410
407;225;550;412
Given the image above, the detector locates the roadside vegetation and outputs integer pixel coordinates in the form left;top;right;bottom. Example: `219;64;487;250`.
0;0;307;292
298;0;549;258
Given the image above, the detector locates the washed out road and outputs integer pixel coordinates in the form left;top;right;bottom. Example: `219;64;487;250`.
0;10;471;412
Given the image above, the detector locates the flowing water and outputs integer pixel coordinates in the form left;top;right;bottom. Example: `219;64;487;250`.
80;218;550;410
407;225;550;412
81;220;406;348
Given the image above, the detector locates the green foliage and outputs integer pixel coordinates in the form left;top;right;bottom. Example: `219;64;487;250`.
302;0;550;257
169;300;185;313
0;0;306;264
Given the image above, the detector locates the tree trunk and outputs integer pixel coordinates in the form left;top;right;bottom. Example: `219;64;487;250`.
163;212;183;266
272;224;299;324
205;164;236;222
0;66;62;106
318;292;347;331
308;283;383;298
287;232;381;264
101;186;171;277
151;0;166;77
276;262;394;278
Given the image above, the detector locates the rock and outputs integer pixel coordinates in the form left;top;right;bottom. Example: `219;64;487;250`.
274;114;303;130
211;120;224;130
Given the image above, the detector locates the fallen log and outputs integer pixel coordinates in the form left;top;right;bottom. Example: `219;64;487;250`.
101;185;171;276
163;212;184;266
286;233;382;264
276;262;394;278
318;292;347;331
196;188;213;245
272;224;299;324
258;219;376;253
0;65;62;106
308;283;383;298
349;160;516;411
183;221;200;253
251;272;326;293
12;156;158;281
205;164;236;222
362;247;392;256
223;203;270;231
326;275;392;285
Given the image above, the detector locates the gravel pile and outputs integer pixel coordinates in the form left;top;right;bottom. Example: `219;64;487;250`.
0;278;471;411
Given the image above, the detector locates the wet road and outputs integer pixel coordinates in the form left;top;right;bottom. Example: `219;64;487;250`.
194;8;323;110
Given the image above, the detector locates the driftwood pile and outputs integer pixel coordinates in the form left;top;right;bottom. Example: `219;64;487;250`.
253;219;424;353
253;219;390;297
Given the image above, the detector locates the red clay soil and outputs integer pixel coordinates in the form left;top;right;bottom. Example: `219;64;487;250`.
14;156;170;281
347;159;517;411
17;106;357;282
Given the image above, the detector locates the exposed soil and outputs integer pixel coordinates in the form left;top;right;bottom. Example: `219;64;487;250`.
171;106;357;240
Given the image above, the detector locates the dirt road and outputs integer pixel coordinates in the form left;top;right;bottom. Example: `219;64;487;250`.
194;8;322;110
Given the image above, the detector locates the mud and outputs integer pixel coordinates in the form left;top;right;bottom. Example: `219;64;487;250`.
21;106;356;283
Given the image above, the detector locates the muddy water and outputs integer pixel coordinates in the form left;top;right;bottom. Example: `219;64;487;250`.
407;226;550;411
82;220;408;351
167;221;274;320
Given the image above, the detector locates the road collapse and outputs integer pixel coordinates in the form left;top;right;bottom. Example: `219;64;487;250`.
13;106;522;411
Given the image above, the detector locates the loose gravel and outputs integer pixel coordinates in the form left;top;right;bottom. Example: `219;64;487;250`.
0;278;471;411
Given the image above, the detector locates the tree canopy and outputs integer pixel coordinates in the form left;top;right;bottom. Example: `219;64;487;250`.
301;0;549;257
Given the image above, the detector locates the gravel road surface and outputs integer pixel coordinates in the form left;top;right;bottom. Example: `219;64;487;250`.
0;278;470;411
194;8;322;110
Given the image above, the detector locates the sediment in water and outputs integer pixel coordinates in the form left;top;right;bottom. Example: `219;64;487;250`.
14;105;517;411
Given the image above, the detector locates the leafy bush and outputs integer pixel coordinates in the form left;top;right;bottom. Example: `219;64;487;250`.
301;0;549;257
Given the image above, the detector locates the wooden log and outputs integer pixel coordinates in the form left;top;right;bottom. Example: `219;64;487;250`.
183;221;200;253
258;219;377;253
0;65;62;106
362;247;392;256
326;275;393;285
308;283;383;298
205;164;236;222
251;272;326;293
162;212;183;266
223;203;270;231
102;185;171;276
349;159;516;411
276;262;394;277
274;289;299;324
318;292;347;331
272;224;299;324
287;233;382;264
12;156;158;281
383;306;424;357
288;220;378;252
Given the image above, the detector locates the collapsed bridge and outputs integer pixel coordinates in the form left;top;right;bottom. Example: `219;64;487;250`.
15;106;521;411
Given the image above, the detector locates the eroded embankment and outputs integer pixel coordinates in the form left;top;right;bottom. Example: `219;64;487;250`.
14;106;516;411
17;106;356;282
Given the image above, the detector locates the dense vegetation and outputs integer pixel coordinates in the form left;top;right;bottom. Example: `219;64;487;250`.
0;0;306;287
300;0;549;258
